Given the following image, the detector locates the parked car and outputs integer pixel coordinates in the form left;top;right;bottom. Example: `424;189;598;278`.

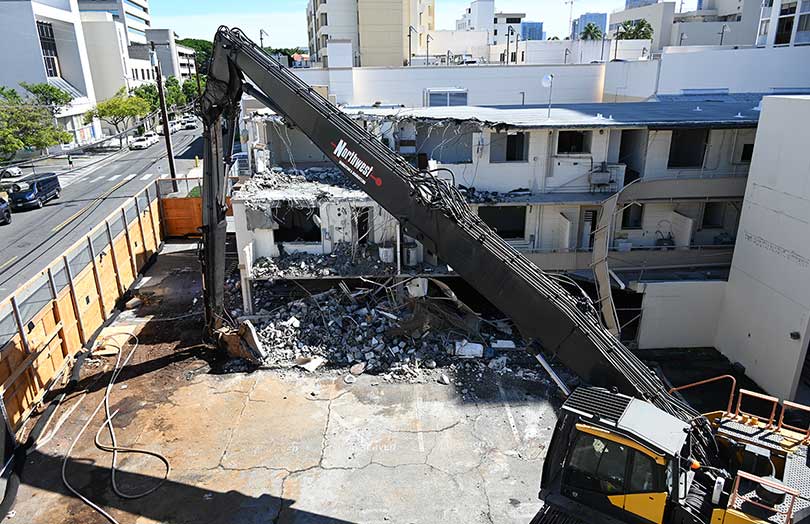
8;174;61;210
0;198;10;225
182;117;198;130
0;167;23;180
143;131;159;144
129;137;152;150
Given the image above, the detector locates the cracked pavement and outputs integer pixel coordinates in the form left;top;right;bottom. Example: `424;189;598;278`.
13;364;555;524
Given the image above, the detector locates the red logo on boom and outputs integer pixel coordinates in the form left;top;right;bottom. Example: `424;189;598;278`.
370;174;382;186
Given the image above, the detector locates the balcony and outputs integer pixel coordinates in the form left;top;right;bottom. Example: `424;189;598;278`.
523;244;735;272
620;175;747;202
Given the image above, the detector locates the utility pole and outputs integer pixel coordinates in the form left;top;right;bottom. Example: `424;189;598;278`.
719;23;729;45
151;42;178;192
407;26;417;66
426;34;432;66
506;25;511;65
260;29;269;50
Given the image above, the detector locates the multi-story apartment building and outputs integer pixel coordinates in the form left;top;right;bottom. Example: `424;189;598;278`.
77;0;151;44
610;0;761;51
454;1;524;45
306;0;435;67
0;0;101;145
756;0;810;46
571;12;608;39
80;11;153;102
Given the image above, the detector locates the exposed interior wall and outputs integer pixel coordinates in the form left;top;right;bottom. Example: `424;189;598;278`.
636;281;726;349
715;95;810;401
266;123;329;164
642;128;753;179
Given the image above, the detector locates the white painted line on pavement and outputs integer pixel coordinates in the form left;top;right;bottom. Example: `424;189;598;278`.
108;174;122;181
89;176;105;183
140;173;153;181
124;174;136;180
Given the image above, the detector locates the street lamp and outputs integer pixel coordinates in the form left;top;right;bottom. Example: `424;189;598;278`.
564;48;571;64
542;74;554;119
506;25;516;64
259;29;269;50
719;23;730;45
426;33;433;66
679;32;688;45
614;25;625;60
407;26;417;66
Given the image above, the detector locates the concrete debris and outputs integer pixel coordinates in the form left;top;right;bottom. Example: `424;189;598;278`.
459;185;532;204
253;243;397;279
125;297;142;310
491;339;518;350
295;355;327;372
238;167;364;210
343;374;357;385
453;340;484;358
248;281;529;382
438;373;451;385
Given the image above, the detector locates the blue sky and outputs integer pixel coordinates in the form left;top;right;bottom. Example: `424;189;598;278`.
151;0;700;47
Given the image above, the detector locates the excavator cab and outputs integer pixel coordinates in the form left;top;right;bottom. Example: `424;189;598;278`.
538;387;690;524
536;384;810;524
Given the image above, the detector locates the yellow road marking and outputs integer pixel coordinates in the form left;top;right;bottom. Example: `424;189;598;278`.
0;256;18;271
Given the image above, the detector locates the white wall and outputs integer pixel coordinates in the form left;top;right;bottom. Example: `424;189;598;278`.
294;63;606;106
657;46;810;95
637;281;726;349
80;12;128;101
609;2;675;52
715;96;810;400
421;30;489;60
603;60;660;102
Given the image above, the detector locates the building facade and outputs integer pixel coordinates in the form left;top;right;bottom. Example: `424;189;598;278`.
572;12;608;39
492;12;526;45
756;0;810;46
306;0;435;67
520;21;545;41
77;0;151;44
0;0;101;145
138;29;196;81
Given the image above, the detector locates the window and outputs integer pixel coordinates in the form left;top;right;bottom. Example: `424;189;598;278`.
557;131;591;154
506;17;522;23
494;17;498;23
490;132;528;162
566;432;628;495
273;206;322;242
133;68;138;80
124;0;149;14
426;89;468;107
667;129;708;168
628;452;659;493
125;11;149;25
493;28;498;35
320;12;328;26
128;26;146;37
622;203;644;229
740;143;754;163
775;15;795;44
477;206;527;239
781;1;798;15
701;202;726;229
37;21;61;77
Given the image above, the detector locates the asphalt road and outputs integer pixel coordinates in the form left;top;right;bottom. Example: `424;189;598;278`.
0;128;204;299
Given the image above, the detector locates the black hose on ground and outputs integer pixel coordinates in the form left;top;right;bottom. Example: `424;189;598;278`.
0;350;89;518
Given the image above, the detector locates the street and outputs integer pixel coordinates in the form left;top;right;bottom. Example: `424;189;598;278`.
0;128;203;298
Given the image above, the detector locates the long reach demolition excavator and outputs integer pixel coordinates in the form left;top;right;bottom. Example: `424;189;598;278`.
199;27;810;524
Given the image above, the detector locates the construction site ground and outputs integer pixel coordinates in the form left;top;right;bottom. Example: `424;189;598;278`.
11;241;555;524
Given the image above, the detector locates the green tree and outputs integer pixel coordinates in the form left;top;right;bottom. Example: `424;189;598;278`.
616;20;636;39
182;75;206;101
547;36;560;40
164;76;187;108
130;83;159;112
0;87;71;160
19;82;73;117
631;19;654;40
176;38;212;74
580;22;603;40
84;89;150;149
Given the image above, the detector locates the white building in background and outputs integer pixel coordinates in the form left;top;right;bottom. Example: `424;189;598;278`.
492;12;526;45
490;38;651;65
454;0;524;45
80;11;153;101
0;0;101;145
77;0;151;44
132;29;196;82
609;0;761;52
756;0;810;46
305;0;435;67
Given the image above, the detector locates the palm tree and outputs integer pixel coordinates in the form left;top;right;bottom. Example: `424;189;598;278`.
580;22;603;40
547;36;560;40
631;18;654;40
616;20;636;39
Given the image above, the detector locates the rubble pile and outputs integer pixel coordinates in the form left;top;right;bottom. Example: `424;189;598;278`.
459;185;532;204
252;243;396;279
253;166;358;190
249;283;536;382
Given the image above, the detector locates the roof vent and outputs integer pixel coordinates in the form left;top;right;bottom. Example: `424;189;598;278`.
734;112;744;118
694;106;703;112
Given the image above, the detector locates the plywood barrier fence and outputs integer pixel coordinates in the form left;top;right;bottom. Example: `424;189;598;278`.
0;184;163;432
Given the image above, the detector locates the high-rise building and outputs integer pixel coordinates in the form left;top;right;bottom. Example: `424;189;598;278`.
625;0;658;9
521;21;545;41
306;0;435;67
572;12;607;39
77;0;151;44
454;1;524;44
756;0;810;46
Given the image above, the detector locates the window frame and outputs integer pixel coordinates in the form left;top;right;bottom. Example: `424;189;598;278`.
489;131;529;163
557;130;592;155
667;128;709;169
700;202;726;230
621;203;644;230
